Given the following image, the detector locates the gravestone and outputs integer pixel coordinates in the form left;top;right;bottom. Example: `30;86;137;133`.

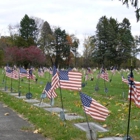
74;122;108;132
33;103;51;108
15;96;26;99
9;93;19;96
24;99;40;103
44;107;67;113
58;113;84;120
98;137;123;140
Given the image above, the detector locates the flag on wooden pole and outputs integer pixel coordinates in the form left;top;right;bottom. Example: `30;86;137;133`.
122;76;128;84
99;68;109;82
43;82;57;99
38;68;44;77
80;92;109;121
51;66;59;90
27;68;35;80
6;67;18;80
19;67;27;78
59;69;82;91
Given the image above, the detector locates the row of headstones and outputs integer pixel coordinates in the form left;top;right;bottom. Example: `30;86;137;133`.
0;88;109;140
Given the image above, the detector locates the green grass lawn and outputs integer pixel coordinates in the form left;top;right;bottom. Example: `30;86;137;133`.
0;68;140;140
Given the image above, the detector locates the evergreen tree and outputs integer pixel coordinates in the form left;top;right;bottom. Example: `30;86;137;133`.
116;18;134;67
19;14;38;47
93;16;110;65
38;21;53;54
53;27;68;67
50;27;74;68
93;16;134;68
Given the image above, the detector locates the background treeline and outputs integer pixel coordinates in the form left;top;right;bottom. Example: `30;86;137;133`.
0;14;140;69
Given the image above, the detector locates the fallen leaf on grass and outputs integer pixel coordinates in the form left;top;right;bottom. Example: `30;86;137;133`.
33;128;41;134
109;97;113;100
60;122;63;126
98;134;103;138
52;112;57;116
119;134;124;137
115;133;120;136
74;92;77;95
102;124;107;128
74;101;81;107
116;133;123;137
135;125;138;130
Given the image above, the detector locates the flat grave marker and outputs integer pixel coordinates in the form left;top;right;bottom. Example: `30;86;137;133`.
15;96;26;99
44;107;67;113
24;99;40;103
74;122;108;132
58;113;84;120
33;102;51;108
8;93;19;96
98;137;123;140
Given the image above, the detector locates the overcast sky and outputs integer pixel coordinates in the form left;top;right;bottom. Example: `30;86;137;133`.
0;0;140;55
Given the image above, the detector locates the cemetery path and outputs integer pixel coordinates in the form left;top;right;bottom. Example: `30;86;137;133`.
0;102;49;140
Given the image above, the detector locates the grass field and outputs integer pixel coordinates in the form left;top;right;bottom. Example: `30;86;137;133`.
0;68;140;140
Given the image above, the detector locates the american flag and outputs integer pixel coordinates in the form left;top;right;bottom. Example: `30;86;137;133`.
111;66;116;74
38;68;44;77
27;68;35;80
122;76;128;84
129;81;140;108
100;68;109;82
46;67;52;75
59;69;82;91
85;67;92;81
51;66;59;90
48;67;52;75
11;70;19;80
85;73;88;81
43;66;59;99
43;82;57;99
80;92;110;121
128;71;140;108
6;67;18;80
87;67;92;74
6;67;13;78
19;67;27;78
